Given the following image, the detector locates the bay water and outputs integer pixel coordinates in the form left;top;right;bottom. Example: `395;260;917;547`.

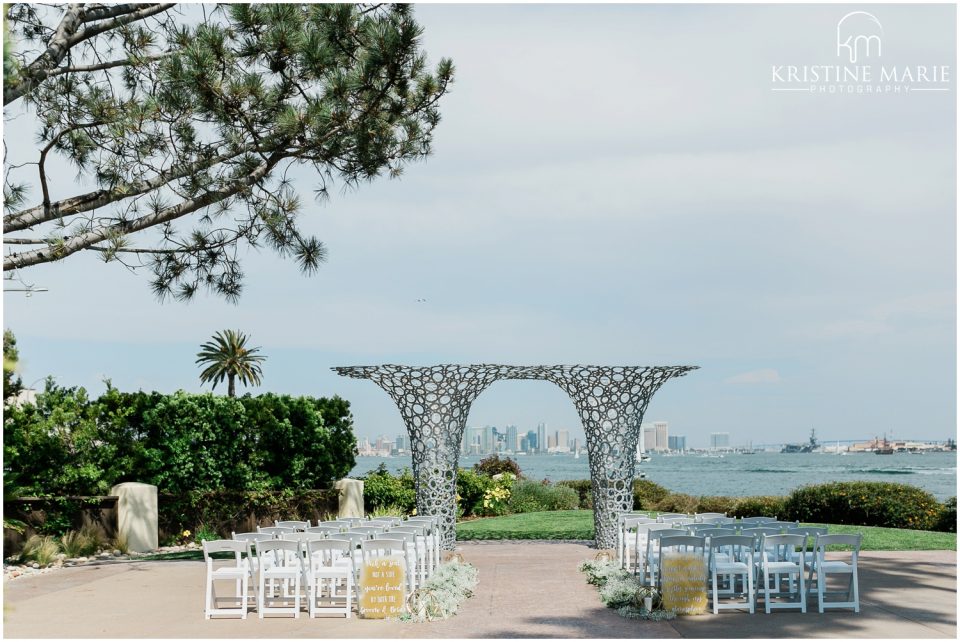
349;451;958;501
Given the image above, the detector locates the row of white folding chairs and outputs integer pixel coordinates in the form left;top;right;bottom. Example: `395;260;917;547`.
203;536;434;619
635;522;811;581
225;517;442;611
642;531;861;615
619;514;798;571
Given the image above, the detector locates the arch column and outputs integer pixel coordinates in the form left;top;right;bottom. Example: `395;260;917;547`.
334;365;505;549
539;366;697;550
334;363;697;552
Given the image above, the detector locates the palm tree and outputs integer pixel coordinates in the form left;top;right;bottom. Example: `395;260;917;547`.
196;330;266;397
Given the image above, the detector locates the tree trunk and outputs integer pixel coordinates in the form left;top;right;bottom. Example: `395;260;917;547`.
228;374;235;398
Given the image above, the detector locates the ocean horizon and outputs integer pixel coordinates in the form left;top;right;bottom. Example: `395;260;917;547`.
349;450;958;501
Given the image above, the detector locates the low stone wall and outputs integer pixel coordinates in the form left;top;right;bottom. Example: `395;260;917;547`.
3;496;118;556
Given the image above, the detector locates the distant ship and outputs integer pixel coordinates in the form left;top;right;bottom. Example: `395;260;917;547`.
781;429;819;454
875;434;894;455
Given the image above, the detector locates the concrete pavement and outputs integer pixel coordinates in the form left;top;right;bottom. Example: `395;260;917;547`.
2;542;955;638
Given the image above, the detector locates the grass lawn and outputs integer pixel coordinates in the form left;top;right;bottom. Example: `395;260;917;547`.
456;510;957;551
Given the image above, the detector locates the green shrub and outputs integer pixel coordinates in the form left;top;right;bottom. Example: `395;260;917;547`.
557;480;593;509
60;530;97;558
632;479;669;510
786;482;942;531
362;465;416;514
653;493;698;514
194;524;220;542
506;480;579;514
456;469;495;517
158;488;339;539
936;497;956;533
732;495;787;519
696;496;737;516
473;455;522;479
21;534;60;565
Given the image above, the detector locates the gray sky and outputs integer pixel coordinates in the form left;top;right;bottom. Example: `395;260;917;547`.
3;4;956;447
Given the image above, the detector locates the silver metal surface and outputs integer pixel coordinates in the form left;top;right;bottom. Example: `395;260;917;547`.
334;364;697;550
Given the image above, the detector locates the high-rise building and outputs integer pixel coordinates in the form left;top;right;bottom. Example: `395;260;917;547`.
537;422;547;454
642;423;656;451
395;434;407;452
710;432;730;449
572;437;580;455
654;421;669;451
482;425;496;453
506;425;519;452
547;433;557;450
526;430;537;453
668;435;686;451
519;435;529;452
556;429;570;453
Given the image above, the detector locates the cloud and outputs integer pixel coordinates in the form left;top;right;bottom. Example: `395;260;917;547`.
724;369;782;385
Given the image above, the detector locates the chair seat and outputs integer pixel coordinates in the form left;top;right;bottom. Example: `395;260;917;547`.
762;561;802;573
816;561;853;573
211;567;248;580
715;561;750;574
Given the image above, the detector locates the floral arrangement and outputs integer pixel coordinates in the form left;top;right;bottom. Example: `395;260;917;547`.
578;559;676;621
405;559;480;622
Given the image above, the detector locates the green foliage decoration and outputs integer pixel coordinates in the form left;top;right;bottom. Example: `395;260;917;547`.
405;560;479;622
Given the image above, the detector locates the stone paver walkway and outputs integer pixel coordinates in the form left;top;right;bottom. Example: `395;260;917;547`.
2;542;955;638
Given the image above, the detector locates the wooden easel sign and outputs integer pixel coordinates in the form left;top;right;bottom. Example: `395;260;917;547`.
359;555;406;618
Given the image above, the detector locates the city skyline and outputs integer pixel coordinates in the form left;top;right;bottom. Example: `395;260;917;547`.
3;5;955;447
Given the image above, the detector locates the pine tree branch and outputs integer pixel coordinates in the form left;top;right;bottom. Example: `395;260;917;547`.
3;3;174;105
4;152;286;271
45;52;170;78
4;148;247;233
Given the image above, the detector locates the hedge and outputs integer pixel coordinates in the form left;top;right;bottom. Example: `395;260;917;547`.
4;384;357;497
785;481;944;531
158;489;339;543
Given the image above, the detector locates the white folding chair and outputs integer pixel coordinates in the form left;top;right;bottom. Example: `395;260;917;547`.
708;535;755;614
657;535;707;588
787;526;829;570
657;512;691;522
806;533;861;613
307;526;342;535
368;516;403;527
360;539;411;604
258;526;294;537
350;526;387;537
276;520;311;530
231;531;273;581
203;539;255;619
621;516;658;572
739;516;776;527
695;512;727;522
642;527;688;585
376;532;421;591
257;539;303;618
405;517;441;569
757;534;807;614
391;524;432;580
305;539;353;618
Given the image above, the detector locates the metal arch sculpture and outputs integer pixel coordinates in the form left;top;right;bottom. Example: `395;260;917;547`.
334;364;697;550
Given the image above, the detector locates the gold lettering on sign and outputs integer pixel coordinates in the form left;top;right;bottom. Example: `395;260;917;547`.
359;556;407;618
660;552;708;615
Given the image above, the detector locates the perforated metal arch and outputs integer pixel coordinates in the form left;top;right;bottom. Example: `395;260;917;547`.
333;364;697;550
